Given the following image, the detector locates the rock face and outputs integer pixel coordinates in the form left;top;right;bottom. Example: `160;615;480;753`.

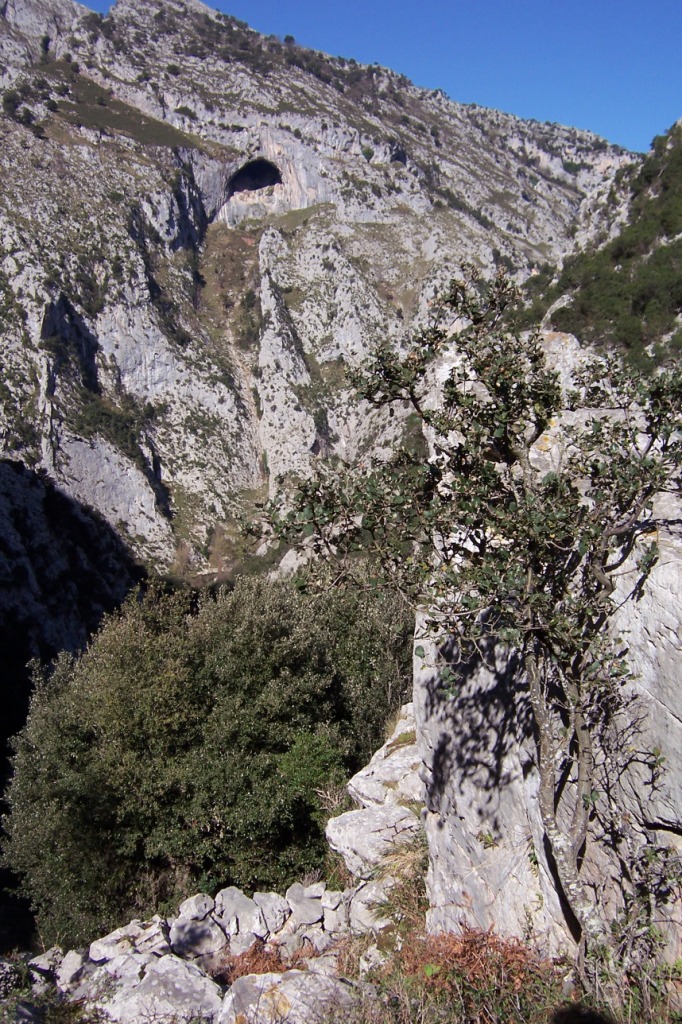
414;634;574;954
411;343;682;958
1;0;679;1002
0;0;633;574
0;0;638;808
327;704;424;881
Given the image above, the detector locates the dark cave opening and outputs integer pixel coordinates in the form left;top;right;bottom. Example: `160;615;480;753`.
228;158;283;197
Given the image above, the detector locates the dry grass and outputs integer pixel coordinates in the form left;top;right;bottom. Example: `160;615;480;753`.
333;932;381;980
373;832;429;937
399;927;564;1003
209;939;288;986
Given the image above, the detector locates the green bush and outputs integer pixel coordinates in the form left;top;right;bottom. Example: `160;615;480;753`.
2;577;412;947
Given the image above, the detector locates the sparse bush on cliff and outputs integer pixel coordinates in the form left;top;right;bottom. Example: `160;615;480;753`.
267;268;682;990
2;576;412;947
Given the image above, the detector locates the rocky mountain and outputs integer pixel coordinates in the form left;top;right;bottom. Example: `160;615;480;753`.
0;0;633;575
4;0;682;1003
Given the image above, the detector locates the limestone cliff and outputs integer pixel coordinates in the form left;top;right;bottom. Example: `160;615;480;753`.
4;0;679;981
0;0;633;573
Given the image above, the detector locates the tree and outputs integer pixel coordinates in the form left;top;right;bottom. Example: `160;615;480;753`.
2;576;411;946
268;269;682;976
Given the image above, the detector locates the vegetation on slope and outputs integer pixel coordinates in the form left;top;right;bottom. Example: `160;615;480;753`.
524;122;682;367
2;575;412;947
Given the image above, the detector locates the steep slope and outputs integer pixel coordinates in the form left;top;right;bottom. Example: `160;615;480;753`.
0;0;633;573
524;119;682;367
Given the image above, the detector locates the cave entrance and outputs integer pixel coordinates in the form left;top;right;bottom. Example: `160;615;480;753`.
228;158;283;197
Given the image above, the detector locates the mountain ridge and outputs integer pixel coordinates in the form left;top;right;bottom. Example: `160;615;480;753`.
0;0;635;570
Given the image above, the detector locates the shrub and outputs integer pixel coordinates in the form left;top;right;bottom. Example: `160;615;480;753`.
2;90;20;118
398;929;566;1024
2;577;412;946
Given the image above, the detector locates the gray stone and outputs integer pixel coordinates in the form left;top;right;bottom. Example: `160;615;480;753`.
325;803;422;879
320;889;344;911
178;893;215;921
134;916;172;957
218;970;356;1024
170;916;228;959
0;0;633;602
300;954;339;976
215;887;267;938
86;952;223;1024
414;628;574;954
323;899;350;934
348;703;423;810
28;947;62;982
90;916;170;962
299;925;334;954
349;882;392;934
302;881;326;899
55;950;93;995
253;891;291;935
92;952;153;986
415;497;682;961
269;917;303;959
285;884;324;927
284;883;306;902
228;931;258;957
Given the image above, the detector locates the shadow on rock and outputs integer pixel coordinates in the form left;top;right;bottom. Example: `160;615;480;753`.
0;458;144;951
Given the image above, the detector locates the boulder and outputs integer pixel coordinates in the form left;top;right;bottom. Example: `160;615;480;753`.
320;889;344;911
218;970;356;1024
215;887;268;939
323;898;350;934
253;892;290;935
85;952;223;1024
55;950;95;996
28;947;62;983
325;804;422;879
178;894;215;921
90;916;170;962
285;883;324;927
170;916;228;959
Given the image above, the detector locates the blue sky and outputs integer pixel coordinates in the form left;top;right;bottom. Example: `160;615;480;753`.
86;0;682;153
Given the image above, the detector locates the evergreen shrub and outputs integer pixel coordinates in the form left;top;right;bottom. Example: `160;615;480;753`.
2;577;412;946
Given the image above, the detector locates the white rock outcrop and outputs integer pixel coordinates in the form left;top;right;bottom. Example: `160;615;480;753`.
326;704;424;880
218;970;355;1024
39;871;395;1024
